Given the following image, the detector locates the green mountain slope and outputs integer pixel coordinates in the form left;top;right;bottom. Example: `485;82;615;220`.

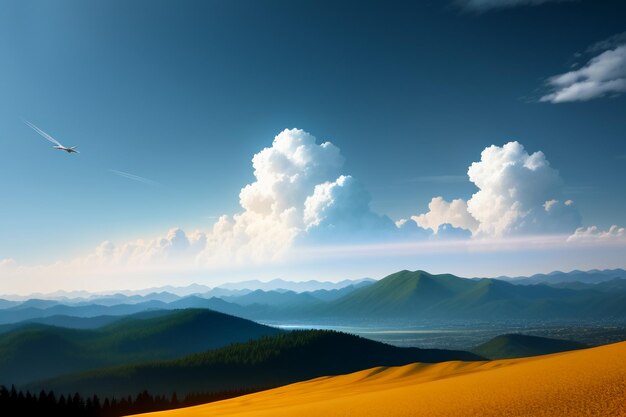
321;270;625;320
326;270;475;316
0;309;280;386
36;330;483;397
471;334;587;359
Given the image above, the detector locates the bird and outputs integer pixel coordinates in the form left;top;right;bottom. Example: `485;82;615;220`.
24;120;79;154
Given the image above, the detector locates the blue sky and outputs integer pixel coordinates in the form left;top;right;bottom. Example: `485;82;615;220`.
0;0;625;293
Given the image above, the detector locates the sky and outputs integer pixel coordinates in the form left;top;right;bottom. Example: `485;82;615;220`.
0;0;625;294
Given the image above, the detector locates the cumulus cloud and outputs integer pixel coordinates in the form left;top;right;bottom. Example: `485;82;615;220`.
540;43;626;103
195;128;406;263
458;0;568;12
412;197;479;233
567;225;626;243
7;130;613;294
195;128;346;264
409;141;581;238
36;128;421;273
466;141;580;236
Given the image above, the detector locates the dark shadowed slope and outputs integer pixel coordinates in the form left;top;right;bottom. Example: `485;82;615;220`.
471;334;587;359
0;309;281;386
38;330;483;397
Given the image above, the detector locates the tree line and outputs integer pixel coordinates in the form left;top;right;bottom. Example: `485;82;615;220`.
0;385;260;416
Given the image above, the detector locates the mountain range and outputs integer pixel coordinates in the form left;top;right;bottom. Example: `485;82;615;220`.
2;269;626;325
499;269;626;285
0;278;375;301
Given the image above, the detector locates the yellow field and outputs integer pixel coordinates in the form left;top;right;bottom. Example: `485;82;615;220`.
135;341;626;417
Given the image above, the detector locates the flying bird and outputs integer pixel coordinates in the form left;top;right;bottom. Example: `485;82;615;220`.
24;120;79;154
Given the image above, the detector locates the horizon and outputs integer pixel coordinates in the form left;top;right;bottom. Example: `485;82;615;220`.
2;266;625;299
1;0;625;294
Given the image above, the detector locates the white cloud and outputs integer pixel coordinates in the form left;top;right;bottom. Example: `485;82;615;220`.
540;44;626;103
433;224;473;240
15;128;422;277
412;197;479;233
78;228;207;267
6;129;622;294
409;141;581;238
567;225;626;243
466;141;580;236
458;0;568;12
302;175;401;242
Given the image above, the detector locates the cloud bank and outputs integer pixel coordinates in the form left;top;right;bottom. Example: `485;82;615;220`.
567;225;626;243
2;129;622;293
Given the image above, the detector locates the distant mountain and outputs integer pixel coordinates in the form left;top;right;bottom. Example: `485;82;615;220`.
84;291;182;306
326;270;475;317
0;309;281;386
221;290;324;308
504;269;626;285
0;284;211;302
318;270;626;320
0;299;170;324
3;270;626;325
9;299;61;310
37;330;483;397
471;334;587;359
307;282;375;301
541;278;626;293
216;278;375;292
0;313;155;334
0;299;19;309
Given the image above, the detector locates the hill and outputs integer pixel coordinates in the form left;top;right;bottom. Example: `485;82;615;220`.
320;270;626;320
37;330;482;397
136;341;626;417
324;271;596;320
0;312;173;334
471;334;587;359
0;309;280;386
326;270;475;316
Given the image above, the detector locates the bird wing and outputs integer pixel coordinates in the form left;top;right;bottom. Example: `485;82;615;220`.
24;120;65;147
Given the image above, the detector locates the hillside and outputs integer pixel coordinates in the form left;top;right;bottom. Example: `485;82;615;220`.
326;270;475;316
321;270;626;320
137;341;626;417
0;309;280;386
37;330;482;397
471;334;587;359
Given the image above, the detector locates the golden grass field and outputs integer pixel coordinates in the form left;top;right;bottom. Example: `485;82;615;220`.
135;340;626;417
